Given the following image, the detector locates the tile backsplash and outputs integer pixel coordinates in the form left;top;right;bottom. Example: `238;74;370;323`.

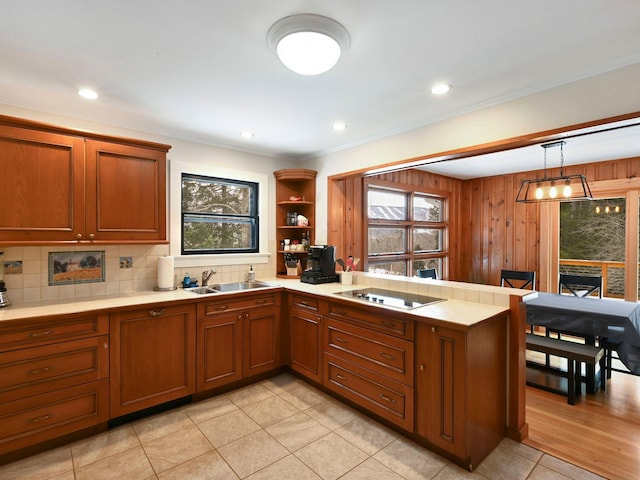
1;245;274;303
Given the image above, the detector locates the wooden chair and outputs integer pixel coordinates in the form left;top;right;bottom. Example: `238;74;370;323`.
501;270;537;335
559;273;602;298
416;268;437;279
500;269;536;290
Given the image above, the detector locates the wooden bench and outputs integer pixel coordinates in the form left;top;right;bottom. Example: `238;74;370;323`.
525;333;605;404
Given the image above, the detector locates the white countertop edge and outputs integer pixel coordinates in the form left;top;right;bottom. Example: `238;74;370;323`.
0;276;510;326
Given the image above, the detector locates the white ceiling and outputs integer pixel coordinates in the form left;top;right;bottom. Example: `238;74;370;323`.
1;1;640;175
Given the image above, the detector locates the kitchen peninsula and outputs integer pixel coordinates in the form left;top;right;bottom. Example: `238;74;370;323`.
0;274;530;471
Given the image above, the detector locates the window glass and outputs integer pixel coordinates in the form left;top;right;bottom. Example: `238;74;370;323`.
181;173;258;254
368;189;406;220
368;227;406;255
413;228;442;252
368;260;407;276
560;198;625;297
414;195;442;222
413;258;442;275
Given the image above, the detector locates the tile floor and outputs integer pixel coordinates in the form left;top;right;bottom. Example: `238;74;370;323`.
0;373;604;480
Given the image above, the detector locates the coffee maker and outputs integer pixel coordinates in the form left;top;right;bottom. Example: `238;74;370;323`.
300;245;340;284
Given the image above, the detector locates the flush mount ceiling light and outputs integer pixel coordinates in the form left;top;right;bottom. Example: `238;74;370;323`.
78;88;98;100
267;14;350;75
429;83;451;95
516;141;593;203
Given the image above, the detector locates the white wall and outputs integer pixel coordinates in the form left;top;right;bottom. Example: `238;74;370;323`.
307;63;640;242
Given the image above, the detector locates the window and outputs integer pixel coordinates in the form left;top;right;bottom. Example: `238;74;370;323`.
181;173;258;255
367;186;447;277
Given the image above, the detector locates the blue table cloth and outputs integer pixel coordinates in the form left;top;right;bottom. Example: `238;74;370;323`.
525;292;640;375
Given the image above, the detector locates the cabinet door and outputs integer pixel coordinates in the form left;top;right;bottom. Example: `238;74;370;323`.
243;307;279;377
0;125;85;243
85;140;166;242
197;312;243;391
290;307;322;382
110;303;196;418
415;323;466;458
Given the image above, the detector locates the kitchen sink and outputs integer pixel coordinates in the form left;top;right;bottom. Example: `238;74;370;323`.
186;281;273;294
185;286;219;295
208;281;272;292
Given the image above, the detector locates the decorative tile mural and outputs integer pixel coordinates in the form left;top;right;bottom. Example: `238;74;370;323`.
3;260;22;274
120;257;133;268
48;251;105;286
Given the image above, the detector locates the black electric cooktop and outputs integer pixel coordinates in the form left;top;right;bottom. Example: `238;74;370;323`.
334;288;444;310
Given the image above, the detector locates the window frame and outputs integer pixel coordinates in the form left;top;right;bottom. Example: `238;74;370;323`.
169;160;270;268
365;181;449;277
181;173;259;255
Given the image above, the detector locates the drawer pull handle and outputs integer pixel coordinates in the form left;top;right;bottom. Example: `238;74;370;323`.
255;299;268;305
148;309;165;317
381;320;395;328
300;301;308;306
419;364;425;371
380;394;396;404
215;305;228;311
334;336;348;343
30;366;53;375
29;413;53;424
27;330;52;338
336;373;347;380
380;352;394;360
334;309;347;316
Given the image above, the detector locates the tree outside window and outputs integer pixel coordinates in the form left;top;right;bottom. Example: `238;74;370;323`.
181;173;258;254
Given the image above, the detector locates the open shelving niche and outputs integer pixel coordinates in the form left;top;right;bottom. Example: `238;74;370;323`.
274;169;317;279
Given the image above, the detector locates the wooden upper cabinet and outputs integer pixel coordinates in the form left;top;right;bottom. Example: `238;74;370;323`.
85;140;166;242
0;115;170;245
0;124;85;242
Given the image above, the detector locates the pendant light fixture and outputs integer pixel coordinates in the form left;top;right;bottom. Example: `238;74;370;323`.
515;141;593;203
267;14;350;75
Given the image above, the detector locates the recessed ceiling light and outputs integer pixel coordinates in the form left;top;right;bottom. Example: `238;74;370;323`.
429;83;452;95
332;122;347;131
78;88;98;100
240;131;254;139
267;14;351;75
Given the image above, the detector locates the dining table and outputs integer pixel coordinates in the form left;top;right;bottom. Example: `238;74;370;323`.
524;292;640;376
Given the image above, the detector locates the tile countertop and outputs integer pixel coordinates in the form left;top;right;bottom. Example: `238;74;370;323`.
0;276;511;328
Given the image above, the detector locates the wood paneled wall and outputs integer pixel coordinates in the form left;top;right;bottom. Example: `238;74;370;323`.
460;156;640;288
328;156;640;287
327;169;463;278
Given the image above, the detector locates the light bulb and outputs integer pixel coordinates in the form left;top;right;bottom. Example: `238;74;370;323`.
563;183;572;197
596;206;601;214
615;206;620;213
605;206;610;213
535;185;544;199
549;183;557;199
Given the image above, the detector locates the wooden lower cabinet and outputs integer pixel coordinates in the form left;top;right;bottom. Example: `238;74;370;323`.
110;303;196;418
0;313;110;458
197;312;243;391
415;316;507;470
322;308;415;431
197;292;282;392
289;306;323;383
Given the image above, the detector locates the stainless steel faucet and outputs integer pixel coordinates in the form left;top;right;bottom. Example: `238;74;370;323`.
202;268;216;286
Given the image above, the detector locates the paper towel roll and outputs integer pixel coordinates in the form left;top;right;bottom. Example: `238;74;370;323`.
157;256;175;289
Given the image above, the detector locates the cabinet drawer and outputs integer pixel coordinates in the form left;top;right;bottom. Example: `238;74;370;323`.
198;293;278;317
289;293;319;311
326;302;413;339
325;319;413;386
0;314;109;352
0;379;109;456
0;336;109;404
325;354;414;432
